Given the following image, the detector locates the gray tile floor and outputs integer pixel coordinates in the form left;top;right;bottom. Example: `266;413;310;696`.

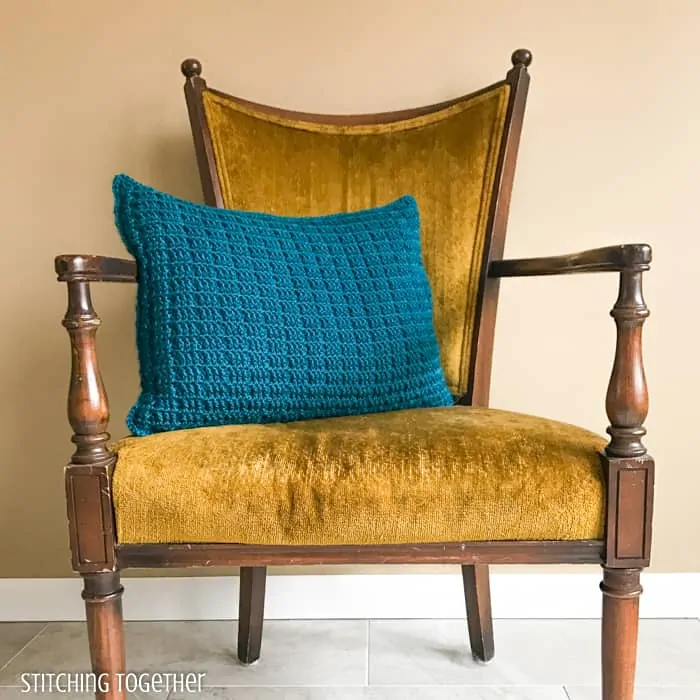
0;619;698;698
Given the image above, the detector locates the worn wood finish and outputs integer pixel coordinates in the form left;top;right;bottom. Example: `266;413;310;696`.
598;254;652;699
602;455;654;569
601;568;642;700
486;241;655;569
465;48;532;408
83;572;126;700
601;249;655;570
462;564;495;663
59;273;119;574
66;462;117;573
489;243;652;278
55;255;137;283
605;259;651;458
117;540;604;568
61;280;112;465
238;566;267;665
181;58;224;207
186;64;513;129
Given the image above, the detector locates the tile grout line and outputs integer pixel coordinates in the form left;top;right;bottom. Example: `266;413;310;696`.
365;619;370;686
0;623;49;675
157;683;700;700
195;683;593;688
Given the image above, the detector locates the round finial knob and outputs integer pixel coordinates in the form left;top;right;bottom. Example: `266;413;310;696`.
511;48;533;67
181;58;202;78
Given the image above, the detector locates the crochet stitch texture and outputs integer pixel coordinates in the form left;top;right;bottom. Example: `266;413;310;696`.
113;175;453;436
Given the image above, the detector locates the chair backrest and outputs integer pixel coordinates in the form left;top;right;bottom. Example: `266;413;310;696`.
181;50;531;405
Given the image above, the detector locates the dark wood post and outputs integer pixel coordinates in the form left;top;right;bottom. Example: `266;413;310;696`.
605;266;650;458
600;248;654;700
181;58;224;208
462;563;494;663
83;573;126;700
61;279;118;572
63;281;111;465
238;566;267;664
601;568;643;700
59;272;126;699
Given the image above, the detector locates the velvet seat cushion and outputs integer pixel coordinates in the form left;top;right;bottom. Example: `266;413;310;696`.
113;407;607;545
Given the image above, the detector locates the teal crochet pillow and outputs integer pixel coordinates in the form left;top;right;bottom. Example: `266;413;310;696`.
113;175;453;436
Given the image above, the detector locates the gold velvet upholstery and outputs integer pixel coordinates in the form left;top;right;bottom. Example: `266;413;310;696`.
111;75;607;549
201;86;510;395
113;407;606;545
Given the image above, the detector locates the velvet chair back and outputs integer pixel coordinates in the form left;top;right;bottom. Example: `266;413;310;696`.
183;60;528;399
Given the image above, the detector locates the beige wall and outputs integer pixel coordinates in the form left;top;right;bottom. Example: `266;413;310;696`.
1;0;698;577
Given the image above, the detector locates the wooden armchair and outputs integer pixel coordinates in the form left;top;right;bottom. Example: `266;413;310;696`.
54;49;653;700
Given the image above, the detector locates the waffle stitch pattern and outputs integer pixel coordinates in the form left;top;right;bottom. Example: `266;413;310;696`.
113;175;454;436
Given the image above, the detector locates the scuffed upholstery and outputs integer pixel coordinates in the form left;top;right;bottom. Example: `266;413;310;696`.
113;407;606;545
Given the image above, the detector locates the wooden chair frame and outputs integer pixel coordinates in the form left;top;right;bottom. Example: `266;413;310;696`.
54;49;654;700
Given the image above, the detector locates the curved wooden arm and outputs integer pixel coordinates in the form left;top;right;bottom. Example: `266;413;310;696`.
488;244;651;278
55;254;137;283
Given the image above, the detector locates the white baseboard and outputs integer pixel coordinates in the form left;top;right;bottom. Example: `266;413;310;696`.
1;573;698;622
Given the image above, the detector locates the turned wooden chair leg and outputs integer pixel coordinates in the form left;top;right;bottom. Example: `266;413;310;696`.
83;572;126;700
601;568;642;700
462;564;495;663
238;566;267;664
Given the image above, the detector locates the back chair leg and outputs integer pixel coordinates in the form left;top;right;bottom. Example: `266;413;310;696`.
462;564;495;663
237;566;267;664
82;572;126;700
601;568;642;700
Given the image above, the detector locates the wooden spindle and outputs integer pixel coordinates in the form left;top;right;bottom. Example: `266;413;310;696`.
605;266;650;458
62;280;111;465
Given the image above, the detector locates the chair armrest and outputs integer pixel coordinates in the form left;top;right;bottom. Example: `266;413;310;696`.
55;254;137;283
492;243;657;570
56;263;121;468
56;265;123;573
488;244;651;278
489;241;653;461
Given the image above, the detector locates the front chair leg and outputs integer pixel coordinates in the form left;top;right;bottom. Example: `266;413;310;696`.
82;572;126;700
601;568;642;700
238;566;267;664
462;564;495;663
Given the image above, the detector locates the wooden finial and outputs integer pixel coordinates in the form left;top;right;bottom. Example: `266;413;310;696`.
511;49;533;68
181;58;203;79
